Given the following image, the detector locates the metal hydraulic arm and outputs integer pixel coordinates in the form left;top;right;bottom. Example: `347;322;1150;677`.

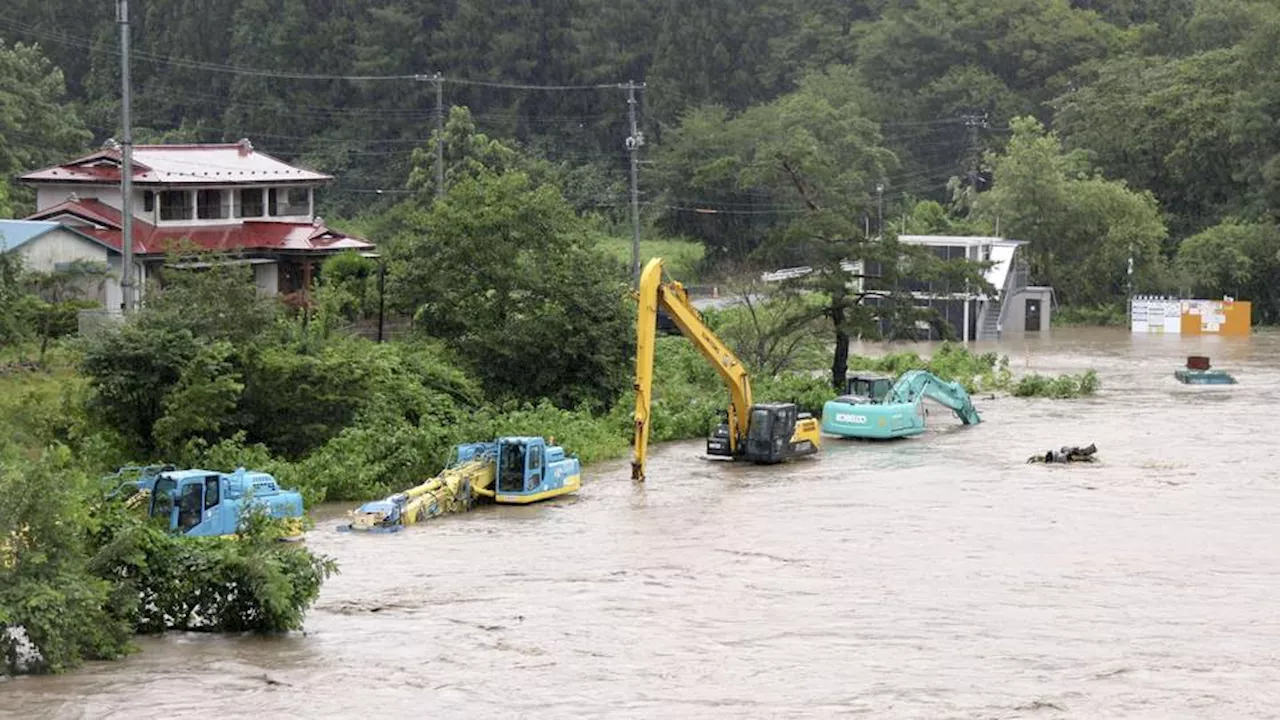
633;258;753;481
887;370;981;426
631;258;822;480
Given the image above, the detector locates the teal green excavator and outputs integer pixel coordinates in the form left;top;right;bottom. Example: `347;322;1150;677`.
820;369;981;440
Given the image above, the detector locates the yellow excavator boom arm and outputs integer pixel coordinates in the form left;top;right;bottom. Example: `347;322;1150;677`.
632;258;753;481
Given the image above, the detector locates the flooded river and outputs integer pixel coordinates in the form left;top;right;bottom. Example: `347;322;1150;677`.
5;328;1280;719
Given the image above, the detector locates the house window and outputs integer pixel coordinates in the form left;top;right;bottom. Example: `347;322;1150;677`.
143;191;155;212
269;187;310;217
286;188;310;215
237;188;264;218
159;190;192;221
197;189;226;219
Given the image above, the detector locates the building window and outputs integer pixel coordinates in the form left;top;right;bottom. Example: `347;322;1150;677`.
237;188;264;217
143;191;154;212
197;189;226;220
159;190;192;221
267;188;309;215
269;187;310;217
286;188;309;215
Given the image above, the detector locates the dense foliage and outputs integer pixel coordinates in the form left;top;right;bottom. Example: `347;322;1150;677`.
0;440;335;676
6;0;1280;319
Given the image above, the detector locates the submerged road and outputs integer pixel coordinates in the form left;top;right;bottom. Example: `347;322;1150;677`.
5;328;1280;719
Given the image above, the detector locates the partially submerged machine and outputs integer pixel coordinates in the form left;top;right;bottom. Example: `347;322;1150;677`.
343;437;581;532
820;369;981;440
631;258;821;481
1175;356;1236;384
1027;444;1098;464
105;465;305;538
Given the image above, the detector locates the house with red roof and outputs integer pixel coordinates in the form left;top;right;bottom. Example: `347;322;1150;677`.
11;138;373;309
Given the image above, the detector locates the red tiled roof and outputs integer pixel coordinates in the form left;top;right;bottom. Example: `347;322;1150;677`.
25;200;372;256
33;198;126;229
19;141;332;186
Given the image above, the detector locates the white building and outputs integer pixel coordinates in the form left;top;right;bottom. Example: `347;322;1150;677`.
895;234;1053;341
758;234;1054;341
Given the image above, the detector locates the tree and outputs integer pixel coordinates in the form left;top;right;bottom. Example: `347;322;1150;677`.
977;116;1169;306
1177;220;1280;323
386;169;634;408
703;279;828;377
647;0;789;123
26;259;108;364
407;106;525;201
0;251;34;351
853;0;1120;200
0;41;92;213
79;255;277;458
658;67;990;388
138;253;279;346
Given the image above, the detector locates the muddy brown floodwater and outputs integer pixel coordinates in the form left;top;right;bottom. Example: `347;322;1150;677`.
5;327;1280;719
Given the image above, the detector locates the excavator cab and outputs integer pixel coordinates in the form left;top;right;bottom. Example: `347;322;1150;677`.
744;403;800;464
839;373;893;404
708;403;819;465
497;439;534;493
494;437;583;504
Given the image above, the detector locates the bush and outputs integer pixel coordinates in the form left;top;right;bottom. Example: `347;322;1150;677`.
1012;369;1100;398
849;342;1013;393
0;445;132;675
1054;303;1127;327
1;441;339;676
89;504;336;635
848;342;1100;399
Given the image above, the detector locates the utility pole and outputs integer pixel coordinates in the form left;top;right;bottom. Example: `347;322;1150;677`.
876;182;884;238
433;73;444;199
377;261;386;343
624;81;645;286
117;0;135;312
1126;243;1134;325
961;112;988;177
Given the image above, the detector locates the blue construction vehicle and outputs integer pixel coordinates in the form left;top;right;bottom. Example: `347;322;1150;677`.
821;369;982;440
106;465;305;538
344;436;582;532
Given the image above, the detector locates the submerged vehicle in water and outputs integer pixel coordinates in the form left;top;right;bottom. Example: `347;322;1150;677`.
1174;356;1236;384
343;436;581;532
1027;444;1098;464
631;258;820;481
105;465;305;538
821;370;981;440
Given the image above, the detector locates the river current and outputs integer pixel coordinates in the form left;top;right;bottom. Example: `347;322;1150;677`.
4;327;1279;719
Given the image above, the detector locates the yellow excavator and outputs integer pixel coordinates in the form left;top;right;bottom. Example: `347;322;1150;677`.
631;257;822;481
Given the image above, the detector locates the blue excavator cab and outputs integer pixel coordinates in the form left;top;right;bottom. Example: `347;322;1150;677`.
494;437;582;504
135;468;304;537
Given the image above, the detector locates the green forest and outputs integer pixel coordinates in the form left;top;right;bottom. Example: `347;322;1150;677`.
3;0;1280;317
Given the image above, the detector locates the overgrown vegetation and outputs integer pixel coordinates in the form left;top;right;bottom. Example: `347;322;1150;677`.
0;443;335;676
14;1;1280;321
1012;370;1100;399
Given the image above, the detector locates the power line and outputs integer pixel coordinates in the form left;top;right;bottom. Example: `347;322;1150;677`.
0;14;628;90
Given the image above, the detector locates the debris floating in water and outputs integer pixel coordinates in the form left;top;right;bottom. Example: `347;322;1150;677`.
1027;443;1098;464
